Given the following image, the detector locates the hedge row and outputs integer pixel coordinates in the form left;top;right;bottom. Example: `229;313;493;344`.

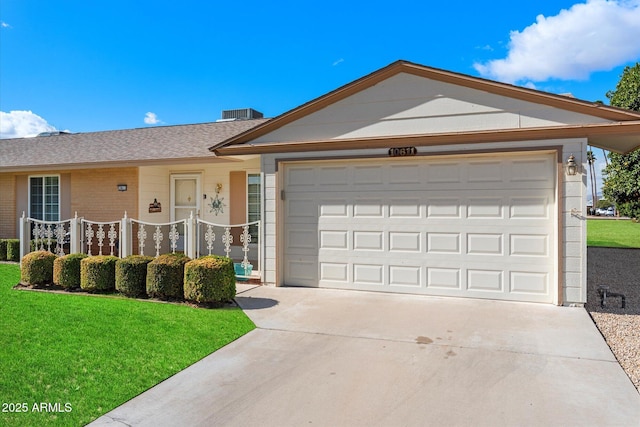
20;251;236;305
0;239;20;262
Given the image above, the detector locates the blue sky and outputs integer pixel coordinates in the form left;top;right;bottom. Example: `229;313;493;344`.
1;0;640;194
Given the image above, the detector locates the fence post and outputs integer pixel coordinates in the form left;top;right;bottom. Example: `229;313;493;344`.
120;212;131;258
69;212;82;254
186;212;196;259
19;212;30;264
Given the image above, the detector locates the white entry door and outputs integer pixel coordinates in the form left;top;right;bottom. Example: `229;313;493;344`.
282;153;557;303
171;174;201;221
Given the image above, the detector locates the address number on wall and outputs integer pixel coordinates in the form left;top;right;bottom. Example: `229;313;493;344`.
388;147;417;157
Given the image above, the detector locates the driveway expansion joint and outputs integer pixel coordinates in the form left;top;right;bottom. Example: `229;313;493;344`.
254;325;619;363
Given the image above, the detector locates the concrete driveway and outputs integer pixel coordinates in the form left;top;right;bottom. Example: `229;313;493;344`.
91;285;640;426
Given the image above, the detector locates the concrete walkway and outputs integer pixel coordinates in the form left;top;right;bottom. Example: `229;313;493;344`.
91;286;640;426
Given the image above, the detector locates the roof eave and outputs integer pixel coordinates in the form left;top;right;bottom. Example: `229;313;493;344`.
210;60;640;151
213;122;640;156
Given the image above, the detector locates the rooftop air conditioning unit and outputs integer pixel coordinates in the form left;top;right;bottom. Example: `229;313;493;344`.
221;108;264;121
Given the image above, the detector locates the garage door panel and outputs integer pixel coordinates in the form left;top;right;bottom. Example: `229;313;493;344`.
427;267;462;289
428;162;462;183
286;198;317;219
467;269;504;292
467;160;504;183
389;164;422;184
389;265;422;287
319;200;349;217
285;228;317;256
427;232;462;254
353;264;385;286
510;271;549;295
353;231;384;251
283;154;556;303
320;262;349;282
467;198;505;218
286;258;318;286
509;158;555;185
510;234;549;257
389;199;422;217
427;198;462;218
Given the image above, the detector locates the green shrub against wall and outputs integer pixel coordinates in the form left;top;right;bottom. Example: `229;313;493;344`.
21;250;57;286
0;240;8;261
80;256;118;292
54;253;88;289
6;240;20;262
146;253;190;300
116;255;154;297
184;256;236;305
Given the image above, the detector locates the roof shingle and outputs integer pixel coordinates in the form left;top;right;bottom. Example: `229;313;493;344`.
0;119;268;171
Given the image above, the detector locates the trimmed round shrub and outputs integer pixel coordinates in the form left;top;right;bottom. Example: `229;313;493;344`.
146;253;191;300
116;255;154;297
184;256;236;305
0;239;8;261
6;239;20;262
80;255;118;292
54;253;88;289
21;250;57;286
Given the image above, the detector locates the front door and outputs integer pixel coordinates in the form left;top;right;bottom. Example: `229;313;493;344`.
171;174;201;221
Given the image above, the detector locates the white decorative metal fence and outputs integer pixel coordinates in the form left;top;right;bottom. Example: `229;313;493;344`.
19;211;262;281
81;219;120;256
130;218;187;258
29;217;72;256
196;219;261;280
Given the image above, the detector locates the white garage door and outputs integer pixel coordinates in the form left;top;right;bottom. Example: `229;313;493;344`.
283;153;557;303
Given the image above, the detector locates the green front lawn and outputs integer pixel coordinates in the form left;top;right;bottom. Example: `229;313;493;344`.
587;219;640;248
0;263;255;426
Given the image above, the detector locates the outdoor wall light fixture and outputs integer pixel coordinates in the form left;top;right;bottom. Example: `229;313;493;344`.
117;184;128;191
566;155;578;176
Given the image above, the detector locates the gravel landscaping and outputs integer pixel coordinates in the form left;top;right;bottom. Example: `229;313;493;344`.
586;247;640;392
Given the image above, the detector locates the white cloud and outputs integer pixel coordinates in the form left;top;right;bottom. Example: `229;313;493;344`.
0;110;58;139
1;22;11;29
332;58;344;66
474;0;640;84
144;112;162;125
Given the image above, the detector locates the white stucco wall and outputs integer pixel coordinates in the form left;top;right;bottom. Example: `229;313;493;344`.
138;157;260;224
252;73;610;144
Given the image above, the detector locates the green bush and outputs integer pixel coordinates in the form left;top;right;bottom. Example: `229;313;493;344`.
146;253;190;300
0;240;7;261
116;255;154;297
80;255;118;292
53;253;88;289
184;256;236;305
21;250;57;286
6;239;20;262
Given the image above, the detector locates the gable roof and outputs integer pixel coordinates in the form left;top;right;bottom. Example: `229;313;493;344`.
211;60;640;155
0;119;268;172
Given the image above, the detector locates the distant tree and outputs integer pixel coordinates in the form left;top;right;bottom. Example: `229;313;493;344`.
602;63;640;220
595;199;614;209
603;150;640;220
606;63;640;111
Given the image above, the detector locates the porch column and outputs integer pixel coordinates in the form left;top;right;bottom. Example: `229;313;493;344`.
120;212;131;258
69;213;82;254
19;212;30;265
186;212;196;259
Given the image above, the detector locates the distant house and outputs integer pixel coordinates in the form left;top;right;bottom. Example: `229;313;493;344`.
2;60;640;305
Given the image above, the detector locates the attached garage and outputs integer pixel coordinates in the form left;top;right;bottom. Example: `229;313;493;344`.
212;60;640;305
282;152;557;303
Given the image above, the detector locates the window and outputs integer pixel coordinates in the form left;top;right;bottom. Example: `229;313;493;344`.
30;176;60;221
247;174;261;242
